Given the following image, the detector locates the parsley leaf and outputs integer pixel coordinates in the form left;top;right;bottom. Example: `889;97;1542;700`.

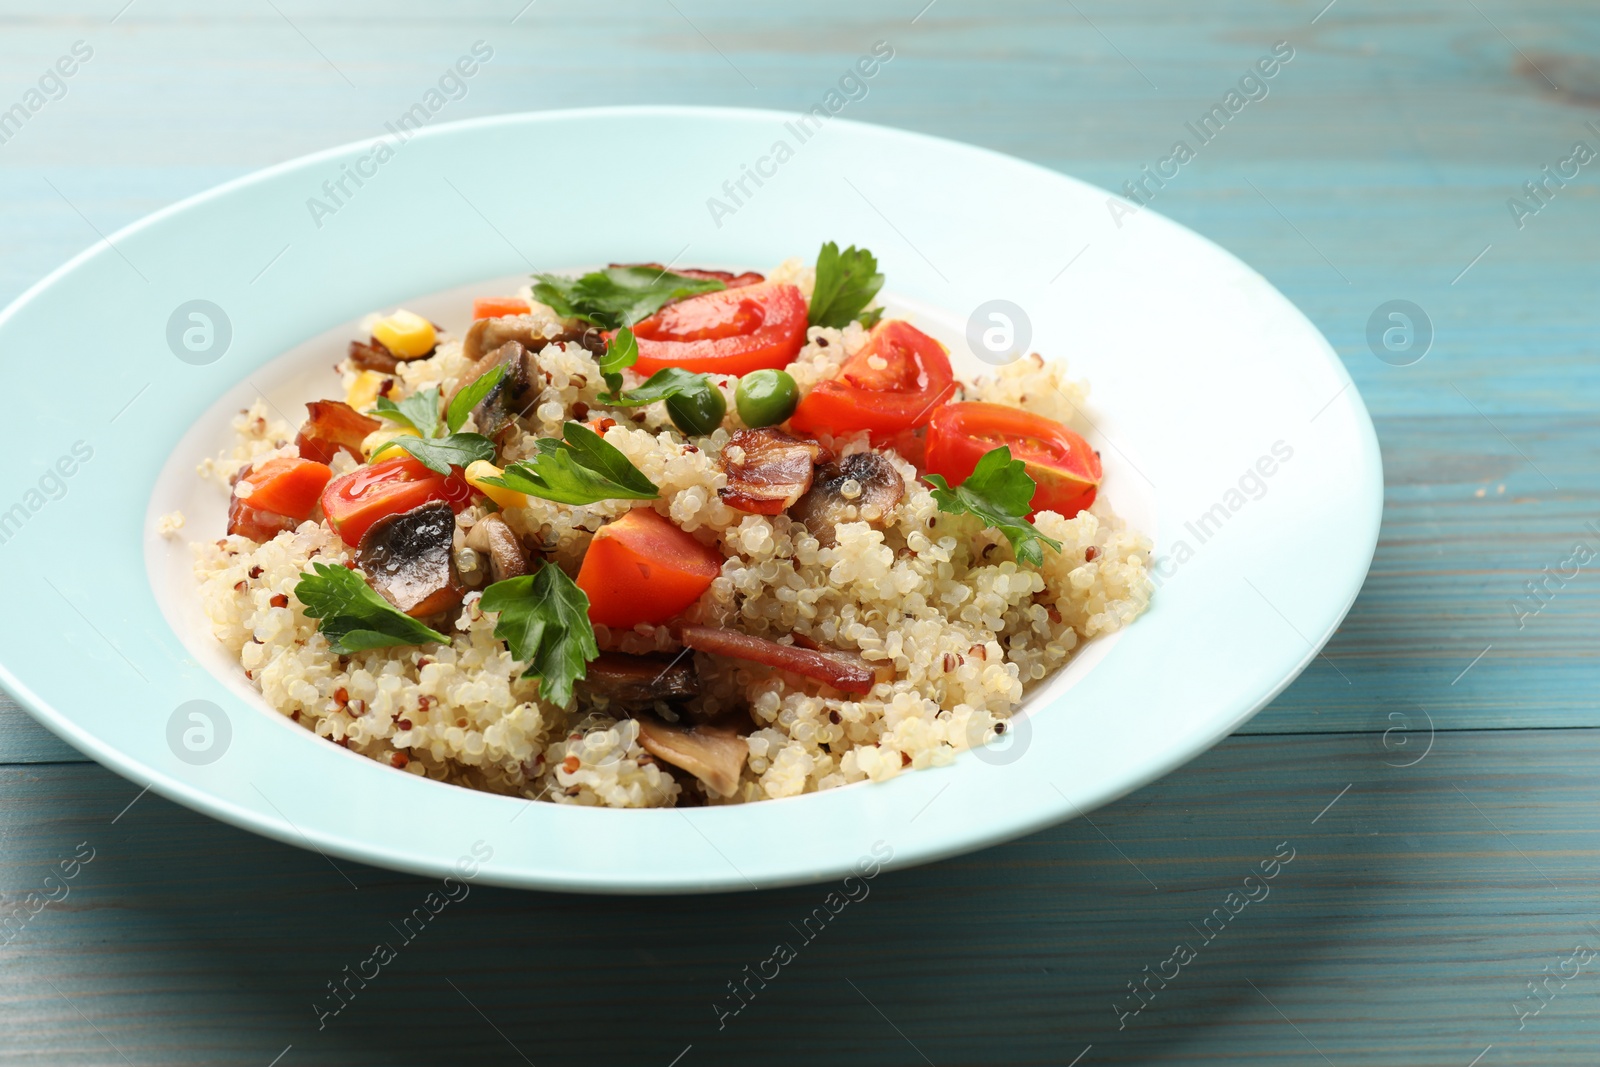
446;362;508;434
924;446;1064;568
598;327;639;396
808;242;885;329
294;562;451;654
372;386;443;439
388;433;497;476
533;266;725;330
480;563;597;708
601;366;707;406
481;421;658;506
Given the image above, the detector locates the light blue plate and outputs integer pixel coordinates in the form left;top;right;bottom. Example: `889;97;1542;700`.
0;108;1380;893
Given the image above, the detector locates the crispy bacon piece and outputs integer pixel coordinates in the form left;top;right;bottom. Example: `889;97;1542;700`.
295;400;382;465
610;263;765;289
348;337;400;373
680;625;881;695
718;429;831;515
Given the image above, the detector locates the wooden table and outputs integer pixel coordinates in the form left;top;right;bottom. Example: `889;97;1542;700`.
3;2;1595;1063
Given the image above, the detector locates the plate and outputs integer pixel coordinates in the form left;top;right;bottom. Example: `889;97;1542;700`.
0;108;1381;893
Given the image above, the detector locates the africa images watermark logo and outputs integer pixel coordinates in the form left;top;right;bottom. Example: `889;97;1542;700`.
706;41;895;229
305;41;494;229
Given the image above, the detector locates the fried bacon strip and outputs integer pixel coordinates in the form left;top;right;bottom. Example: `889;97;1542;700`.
718;429;831;515
680;625;881;695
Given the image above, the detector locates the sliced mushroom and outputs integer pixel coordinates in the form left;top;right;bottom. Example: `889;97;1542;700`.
718;428;832;515
357;502;464;618
789;450;906;544
580;651;700;705
463;513;529;584
680;625;883;695
455;339;533;439
635;716;748;797
461;315;606;364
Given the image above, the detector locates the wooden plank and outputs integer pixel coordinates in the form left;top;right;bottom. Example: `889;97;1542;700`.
0;731;1594;1065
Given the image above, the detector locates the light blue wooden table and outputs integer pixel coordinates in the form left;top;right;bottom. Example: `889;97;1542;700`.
3;1;1597;1063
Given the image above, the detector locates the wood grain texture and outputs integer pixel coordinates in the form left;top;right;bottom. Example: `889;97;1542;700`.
0;731;1595;1066
0;0;1597;1062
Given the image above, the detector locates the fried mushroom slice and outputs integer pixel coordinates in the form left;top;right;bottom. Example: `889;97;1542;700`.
461;315;606;364
463;513;529;584
634;716;748;797
718;428;832;515
356;502;464;618
789;450;906;545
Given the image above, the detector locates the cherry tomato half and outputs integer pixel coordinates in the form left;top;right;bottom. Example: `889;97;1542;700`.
320;456;473;547
787;320;956;442
925;402;1102;517
631;281;808;376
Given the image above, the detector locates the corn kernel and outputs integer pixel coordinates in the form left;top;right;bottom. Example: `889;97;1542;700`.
371;309;437;359
363;426;420;461
345;370;386;413
465;460;527;509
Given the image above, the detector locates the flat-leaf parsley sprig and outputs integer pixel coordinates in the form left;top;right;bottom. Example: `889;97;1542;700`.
479;563;598;708
533;266;726;330
295;562;451;654
479;421;659;506
368;364;506;475
808;242;885;329
924;446;1064;567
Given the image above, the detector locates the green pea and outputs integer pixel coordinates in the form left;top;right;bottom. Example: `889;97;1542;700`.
666;381;727;437
735;369;799;428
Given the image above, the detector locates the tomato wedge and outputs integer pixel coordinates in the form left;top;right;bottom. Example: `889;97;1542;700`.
320;456;473;547
576;508;723;629
228;456;334;542
631;281;808;376
925;402;1102;517
295;400;381;465
788;320;956;442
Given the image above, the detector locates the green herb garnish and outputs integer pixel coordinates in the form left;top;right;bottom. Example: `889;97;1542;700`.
480;563;598;708
295;562;451;654
924;446;1064;568
481;421;659;506
808;242;885;329
598;327;639;396
387;433;497;474
372;386;444;439
372;365;507;475
533;266;725;330
601;366;727;436
446;363;508;434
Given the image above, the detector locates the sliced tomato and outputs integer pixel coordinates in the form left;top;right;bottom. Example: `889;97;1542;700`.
631;281;808;376
295;400;381;465
576;508;724;629
472;297;531;319
925;402;1102;517
320;456;473;547
788;320;956;442
228;457;333;542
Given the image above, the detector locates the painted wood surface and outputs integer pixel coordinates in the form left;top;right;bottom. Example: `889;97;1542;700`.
0;0;1596;1063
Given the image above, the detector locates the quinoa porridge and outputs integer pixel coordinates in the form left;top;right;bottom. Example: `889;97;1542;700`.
190;246;1151;808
